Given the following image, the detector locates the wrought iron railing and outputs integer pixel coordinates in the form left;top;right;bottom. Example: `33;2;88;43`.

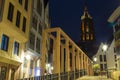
69;71;74;80
60;72;68;80
18;69;86;80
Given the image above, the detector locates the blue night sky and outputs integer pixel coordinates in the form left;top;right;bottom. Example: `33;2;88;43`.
49;0;120;44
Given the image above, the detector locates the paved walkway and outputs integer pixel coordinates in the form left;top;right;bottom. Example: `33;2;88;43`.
77;76;113;80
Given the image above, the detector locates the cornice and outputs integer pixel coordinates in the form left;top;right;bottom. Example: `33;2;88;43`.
108;6;120;22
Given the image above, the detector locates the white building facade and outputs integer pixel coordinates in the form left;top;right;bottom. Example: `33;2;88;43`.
108;6;120;70
93;40;117;75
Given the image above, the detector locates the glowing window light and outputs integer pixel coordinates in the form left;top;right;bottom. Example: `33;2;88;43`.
36;69;40;76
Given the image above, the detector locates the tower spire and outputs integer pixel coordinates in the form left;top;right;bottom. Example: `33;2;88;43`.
84;0;88;12
84;0;89;18
81;0;92;20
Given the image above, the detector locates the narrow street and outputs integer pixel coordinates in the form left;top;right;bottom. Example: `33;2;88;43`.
77;76;113;80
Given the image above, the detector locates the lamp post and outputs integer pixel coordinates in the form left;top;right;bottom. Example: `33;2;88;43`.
102;44;108;78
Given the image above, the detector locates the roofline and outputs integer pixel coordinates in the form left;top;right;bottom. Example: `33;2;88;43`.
108;6;120;23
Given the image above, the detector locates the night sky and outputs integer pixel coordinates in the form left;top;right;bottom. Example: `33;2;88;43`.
49;0;120;44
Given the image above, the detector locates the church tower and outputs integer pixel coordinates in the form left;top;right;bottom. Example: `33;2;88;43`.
80;4;95;41
78;2;96;58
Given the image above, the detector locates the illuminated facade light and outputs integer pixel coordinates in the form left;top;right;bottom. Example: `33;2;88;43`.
46;63;50;68
26;55;31;60
36;69;40;76
102;44;108;52
93;57;97;62
51;66;54;70
35;68;41;76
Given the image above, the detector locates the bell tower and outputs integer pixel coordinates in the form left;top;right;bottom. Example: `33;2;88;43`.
79;1;96;58
80;3;95;42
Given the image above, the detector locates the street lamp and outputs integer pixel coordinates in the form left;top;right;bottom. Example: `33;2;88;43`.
93;57;97;62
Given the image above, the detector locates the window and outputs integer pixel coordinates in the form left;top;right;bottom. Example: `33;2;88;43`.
32;16;37;30
91;34;93;40
115;55;117;62
37;0;42;16
22;17;26;32
0;0;4;18
99;55;102;62
7;3;14;21
86;26;89;32
36;38;40;53
82;34;85;40
1;34;9;51
115;64;117;68
86;34;89;40
0;0;4;11
18;0;22;5
103;55;106;62
16;10;21;27
38;23;42;35
14;41;19;56
82;22;84;32
104;64;107;69
115;22;120;32
24;0;28;11
29;32;35;49
114;47;116;53
100;64;103;70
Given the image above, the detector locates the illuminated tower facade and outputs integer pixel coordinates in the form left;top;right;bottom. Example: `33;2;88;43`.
80;5;94;41
79;4;96;58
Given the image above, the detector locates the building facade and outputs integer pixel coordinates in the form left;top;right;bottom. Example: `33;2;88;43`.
93;40;117;75
0;0;50;80
0;0;32;80
20;0;50;79
108;6;120;70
